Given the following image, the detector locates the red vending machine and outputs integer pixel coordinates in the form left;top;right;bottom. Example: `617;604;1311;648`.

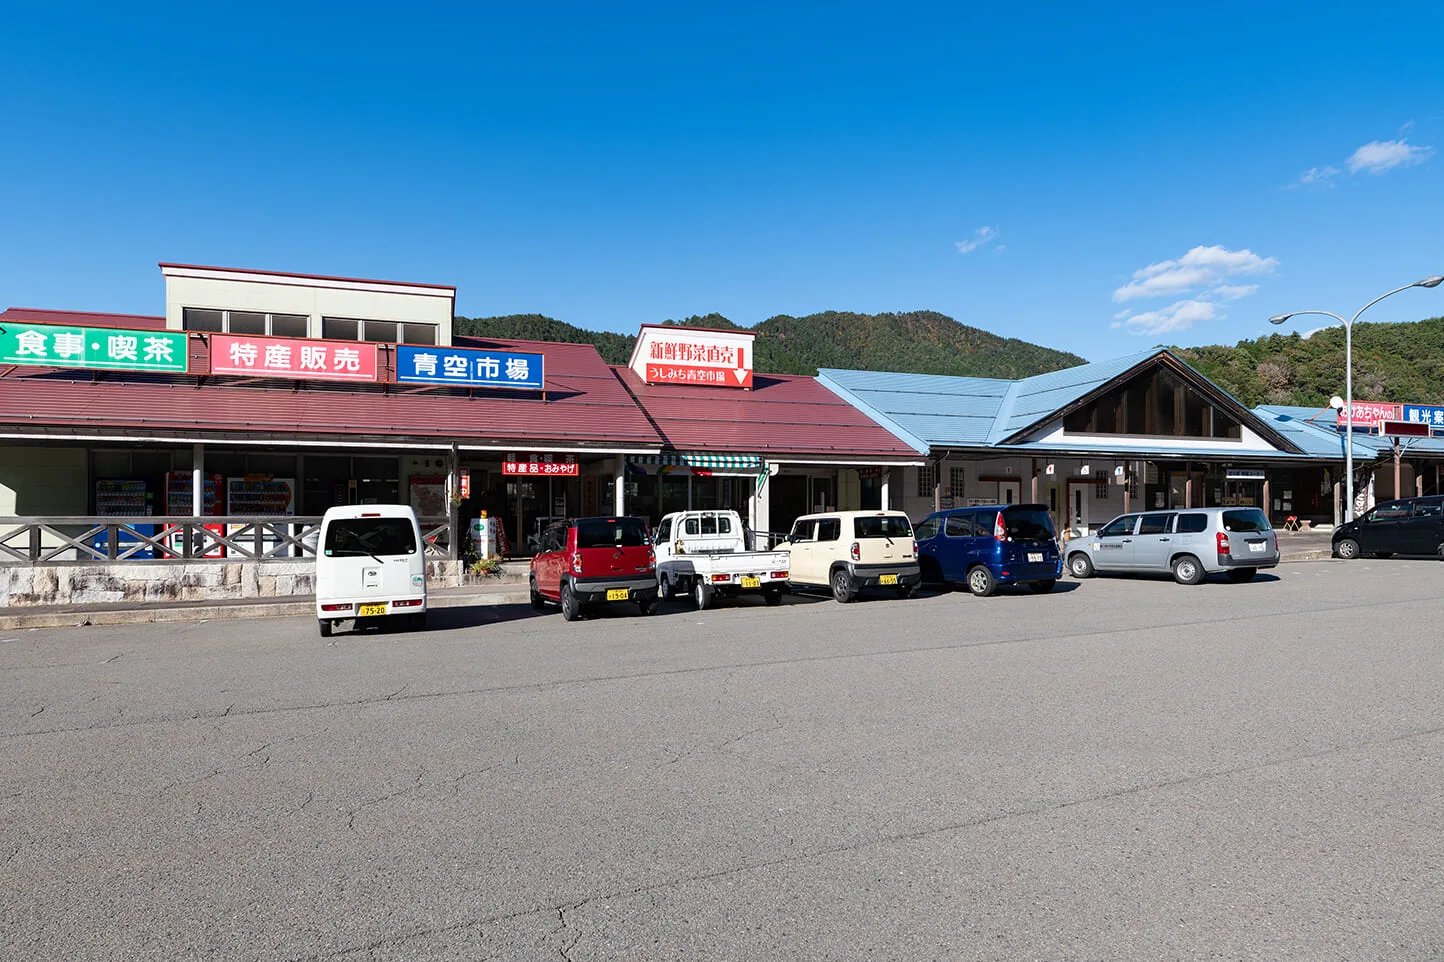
164;471;225;557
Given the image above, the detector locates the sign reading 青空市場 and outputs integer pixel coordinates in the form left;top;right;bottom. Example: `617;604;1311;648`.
209;334;378;382
0;322;188;372
395;345;545;390
627;325;755;389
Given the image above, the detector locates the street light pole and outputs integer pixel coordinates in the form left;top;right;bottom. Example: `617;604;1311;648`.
1270;275;1443;522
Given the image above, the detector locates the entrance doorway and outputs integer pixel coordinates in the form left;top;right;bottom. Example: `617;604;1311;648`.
1066;482;1091;534
771;475;808;537
997;480;1020;505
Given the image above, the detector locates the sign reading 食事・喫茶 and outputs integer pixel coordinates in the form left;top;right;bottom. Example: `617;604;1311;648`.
0;322;188;373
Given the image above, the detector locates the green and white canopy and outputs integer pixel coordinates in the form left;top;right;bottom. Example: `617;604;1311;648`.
631;453;763;469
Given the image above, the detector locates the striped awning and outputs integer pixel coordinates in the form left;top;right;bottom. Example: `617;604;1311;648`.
631;452;762;469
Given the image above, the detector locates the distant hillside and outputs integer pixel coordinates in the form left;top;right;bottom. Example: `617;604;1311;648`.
1174;315;1444;408
455;310;1084;378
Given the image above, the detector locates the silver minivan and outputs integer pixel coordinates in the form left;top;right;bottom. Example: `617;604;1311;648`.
1066;506;1279;584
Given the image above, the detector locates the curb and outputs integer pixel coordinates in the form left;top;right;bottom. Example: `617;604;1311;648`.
0;588;531;631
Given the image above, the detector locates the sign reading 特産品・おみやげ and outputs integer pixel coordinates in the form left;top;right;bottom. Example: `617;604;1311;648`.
395;345;545;390
0;322;188;372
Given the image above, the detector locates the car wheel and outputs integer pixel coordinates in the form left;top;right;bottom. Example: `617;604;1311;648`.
966;565;997;597
830;568;856;603
1334;538;1360;560
895;582;918;599
318;619;333;638
1373;551;1394;559
761;586;782;606
1226;568;1256;583
1172;554;1204;585
529;577;548;611
560;581;581;621
694;580;713;610
1068;553;1094;579
1029;579;1056;593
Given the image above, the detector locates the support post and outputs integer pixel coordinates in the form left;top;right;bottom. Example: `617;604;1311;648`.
880;470;890;511
1393;440;1402;501
1262;477;1271;520
1333;480;1341;528
191;443;204;517
933;458;942;513
613;455;626;515
447;443;460;584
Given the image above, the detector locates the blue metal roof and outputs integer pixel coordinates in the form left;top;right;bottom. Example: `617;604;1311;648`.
1252;405;1444;458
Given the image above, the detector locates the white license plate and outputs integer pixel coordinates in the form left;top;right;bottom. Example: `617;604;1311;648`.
1027;552;1043;562
358;603;387;617
741;576;760;588
1248;542;1265;553
879;574;898;585
606;588;630;601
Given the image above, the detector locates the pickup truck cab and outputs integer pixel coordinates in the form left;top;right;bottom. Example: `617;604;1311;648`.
529;516;658;621
781;509;920;603
653;509;790;609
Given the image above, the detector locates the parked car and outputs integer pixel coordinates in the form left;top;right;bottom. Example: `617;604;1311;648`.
314;504;427;636
1333;496;1444;559
529;516;658;620
781;510;920;602
915;503;1062;596
653;509;790;609
1066;506;1279;585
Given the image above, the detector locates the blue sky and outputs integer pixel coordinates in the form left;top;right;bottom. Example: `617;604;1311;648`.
3;1;1444;361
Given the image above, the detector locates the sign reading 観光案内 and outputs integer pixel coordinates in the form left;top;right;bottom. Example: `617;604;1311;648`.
1402;404;1444;429
395;345;545;390
628;326;755;389
210;334;378;382
502;453;579;476
0;322;188;372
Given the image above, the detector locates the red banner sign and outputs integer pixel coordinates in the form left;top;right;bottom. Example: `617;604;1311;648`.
210;334;378;382
503;460;580;476
1340;401;1400;427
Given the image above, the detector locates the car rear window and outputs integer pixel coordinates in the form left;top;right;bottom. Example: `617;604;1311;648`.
1001;507;1054;541
1176;513;1208;533
324;518;417;557
576;518;651;548
854;516;913;538
1222;509;1271;533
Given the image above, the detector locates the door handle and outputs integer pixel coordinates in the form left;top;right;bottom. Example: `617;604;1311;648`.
1159;537;1170;542
1122;538;1132;542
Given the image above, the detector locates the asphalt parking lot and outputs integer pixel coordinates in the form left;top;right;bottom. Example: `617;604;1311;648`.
3;558;1442;961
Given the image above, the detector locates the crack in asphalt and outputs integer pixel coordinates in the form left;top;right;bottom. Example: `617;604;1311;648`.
9;592;1429;739
284;719;1444;961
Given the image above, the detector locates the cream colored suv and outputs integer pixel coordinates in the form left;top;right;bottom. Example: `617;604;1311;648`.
781;510;921;602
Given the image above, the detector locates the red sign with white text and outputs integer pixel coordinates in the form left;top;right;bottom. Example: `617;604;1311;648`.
503;460;580;476
641;340;752;388
1340;401;1401;428
209;334;379;382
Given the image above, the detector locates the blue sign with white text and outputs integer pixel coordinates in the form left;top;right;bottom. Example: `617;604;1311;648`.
1401;404;1444;429
395;344;545;390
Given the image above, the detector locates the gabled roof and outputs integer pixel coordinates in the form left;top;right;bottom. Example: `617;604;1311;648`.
819;349;1305;456
1;307;167;330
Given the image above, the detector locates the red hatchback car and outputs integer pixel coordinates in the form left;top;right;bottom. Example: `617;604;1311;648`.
529;516;658;620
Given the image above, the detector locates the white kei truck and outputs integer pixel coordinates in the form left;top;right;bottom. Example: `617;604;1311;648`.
652;510;791;609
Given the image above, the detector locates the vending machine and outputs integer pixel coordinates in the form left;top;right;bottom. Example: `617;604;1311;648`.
92;479;156;558
164;472;225;557
226;477;297;556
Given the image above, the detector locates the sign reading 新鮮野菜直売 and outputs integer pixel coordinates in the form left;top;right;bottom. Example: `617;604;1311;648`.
0;322;188;373
395;344;545;390
209;334;378;382
628;326;755;389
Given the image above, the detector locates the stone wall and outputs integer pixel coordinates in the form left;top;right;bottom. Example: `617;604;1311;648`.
0;560;461;608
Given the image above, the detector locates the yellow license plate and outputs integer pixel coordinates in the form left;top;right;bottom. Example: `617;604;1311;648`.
358;603;387;617
741;576;760;588
606;588;630;601
879;574;898;585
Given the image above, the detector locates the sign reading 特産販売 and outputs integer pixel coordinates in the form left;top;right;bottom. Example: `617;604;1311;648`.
395;345;545;390
628;325;755;389
0;322;188;372
210;334;378;382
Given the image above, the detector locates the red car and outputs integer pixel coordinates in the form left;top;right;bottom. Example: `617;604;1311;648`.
529;516;658;620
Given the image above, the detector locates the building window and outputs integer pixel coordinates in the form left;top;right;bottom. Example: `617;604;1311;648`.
917;464;936;498
1062;367;1242;440
183;308;312;338
321;317;439;344
1096;481;1109;498
949;467;966;498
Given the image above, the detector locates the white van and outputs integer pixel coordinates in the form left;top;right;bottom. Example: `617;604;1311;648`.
314;504;428;636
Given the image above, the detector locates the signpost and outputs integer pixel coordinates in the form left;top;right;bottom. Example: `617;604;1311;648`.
210;334;378;382
0;321;188;373
396;344;545;390
1379;420;1431;438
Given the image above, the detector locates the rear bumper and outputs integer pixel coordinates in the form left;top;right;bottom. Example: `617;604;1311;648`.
316;597;427;618
571;574;658;604
847;562;922;588
996;560;1063;583
1215;554;1279;569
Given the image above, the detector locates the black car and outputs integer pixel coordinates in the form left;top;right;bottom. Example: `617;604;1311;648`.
1332;496;1444;559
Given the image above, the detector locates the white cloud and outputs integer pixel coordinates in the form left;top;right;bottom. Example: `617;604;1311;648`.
1346;138;1435;175
1112;245;1278;302
1119;299;1219;336
1113;308;1132;320
1290;165;1339;189
954;226;999;254
1208;284;1259;301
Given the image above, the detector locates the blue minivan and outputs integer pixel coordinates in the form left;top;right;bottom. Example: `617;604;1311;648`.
915;503;1063;596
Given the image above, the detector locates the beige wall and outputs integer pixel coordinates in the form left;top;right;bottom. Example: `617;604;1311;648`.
0;446;88;515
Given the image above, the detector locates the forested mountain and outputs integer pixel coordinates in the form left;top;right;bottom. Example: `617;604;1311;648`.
454;310;1084;378
1173;316;1444;408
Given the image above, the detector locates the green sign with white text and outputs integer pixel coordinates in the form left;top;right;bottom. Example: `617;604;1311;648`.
0;322;188;373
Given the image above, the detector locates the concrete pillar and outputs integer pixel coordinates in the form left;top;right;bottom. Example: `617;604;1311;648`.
881;471;890;510
613;455;626;515
191;443;204;516
1030;458;1038;505
1333;481;1341;528
933;459;942;513
752;464;771;541
446;443;460;566
1262;478;1271;520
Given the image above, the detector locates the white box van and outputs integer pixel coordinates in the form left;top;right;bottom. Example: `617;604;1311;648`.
315;504;428;636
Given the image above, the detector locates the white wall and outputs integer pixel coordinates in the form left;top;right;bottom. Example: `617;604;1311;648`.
897;458;1133;532
0;446;88;515
163;268;455;344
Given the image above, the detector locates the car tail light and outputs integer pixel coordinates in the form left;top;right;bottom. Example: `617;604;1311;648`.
571;551;583;574
911;538;918;556
392;598;423;608
993;512;1006;542
647;546;655;567
771;570;788;579
850;541;860;561
711;574;731;583
1216;532;1230;557
321;603;353;612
